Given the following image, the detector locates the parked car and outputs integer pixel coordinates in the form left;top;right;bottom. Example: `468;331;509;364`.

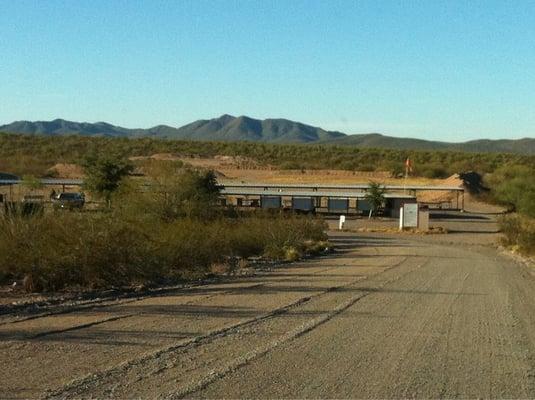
53;192;85;210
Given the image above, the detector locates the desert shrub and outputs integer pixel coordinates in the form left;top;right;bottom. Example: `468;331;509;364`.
499;214;523;247
283;247;301;261
279;161;303;170
82;152;134;206
487;166;535;257
486;165;535;217
381;161;404;177
499;214;535;255
336;160;357;171
258;215;327;259
0;209;327;291
0;212;154;290
303;240;332;255
358;164;376;172
116;165;220;222
420;165;449;179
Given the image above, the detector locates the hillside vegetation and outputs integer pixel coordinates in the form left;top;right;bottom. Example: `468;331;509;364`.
331;134;535;154
1;133;534;178
487;165;535;255
1;116;534;154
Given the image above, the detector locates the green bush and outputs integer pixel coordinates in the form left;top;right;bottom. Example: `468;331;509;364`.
488;166;535;257
420;165;449;179
82;152;134;206
486;165;535;218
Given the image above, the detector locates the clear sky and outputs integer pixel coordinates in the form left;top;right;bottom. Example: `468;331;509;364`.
1;0;534;141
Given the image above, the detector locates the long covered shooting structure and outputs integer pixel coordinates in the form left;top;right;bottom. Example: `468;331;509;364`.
0;178;465;214
220;187;416;216
219;182;465;215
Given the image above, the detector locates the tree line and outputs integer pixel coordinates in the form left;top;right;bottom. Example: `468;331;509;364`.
1;132;534;178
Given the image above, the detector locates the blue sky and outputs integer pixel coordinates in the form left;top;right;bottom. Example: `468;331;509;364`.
1;0;534;141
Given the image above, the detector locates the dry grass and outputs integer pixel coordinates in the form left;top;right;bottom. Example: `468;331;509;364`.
0;211;327;292
47;163;85;179
500;214;535;256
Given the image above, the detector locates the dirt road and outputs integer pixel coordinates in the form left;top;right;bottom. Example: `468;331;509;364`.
2;214;535;398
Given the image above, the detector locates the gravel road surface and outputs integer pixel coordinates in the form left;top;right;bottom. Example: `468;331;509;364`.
2;213;535;399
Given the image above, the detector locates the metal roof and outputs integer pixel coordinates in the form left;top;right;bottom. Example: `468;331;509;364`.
219;182;463;192
0;178;461;194
220;188;415;199
0;173;18;180
0;178;83;186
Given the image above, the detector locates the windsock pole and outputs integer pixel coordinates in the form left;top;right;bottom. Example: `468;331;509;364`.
404;158;410;194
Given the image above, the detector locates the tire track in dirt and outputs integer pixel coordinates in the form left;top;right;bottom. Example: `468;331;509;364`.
190;239;535;399
47;255;428;399
1;257;358;329
0;282;267;327
42;279;353;399
2;256;368;338
166;259;429;400
0;282;269;340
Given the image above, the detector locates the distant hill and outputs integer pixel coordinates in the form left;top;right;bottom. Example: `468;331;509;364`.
328;133;452;150
1;116;534;154
329;133;535;154
173;115;346;143
0;119;137;137
0;115;345;143
453;138;535;155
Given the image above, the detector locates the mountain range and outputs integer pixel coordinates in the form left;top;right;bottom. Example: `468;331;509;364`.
0;115;344;143
1;115;534;155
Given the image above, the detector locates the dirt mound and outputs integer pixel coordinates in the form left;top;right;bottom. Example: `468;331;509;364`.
442;173;464;187
129;153;182;162
129;155;228;178
440;172;489;194
214;155;235;162
417;174;463;204
418;191;455;204
214;155;261;169
273;170;392;178
47;163;84;179
418;172;500;212
150;153;182;161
